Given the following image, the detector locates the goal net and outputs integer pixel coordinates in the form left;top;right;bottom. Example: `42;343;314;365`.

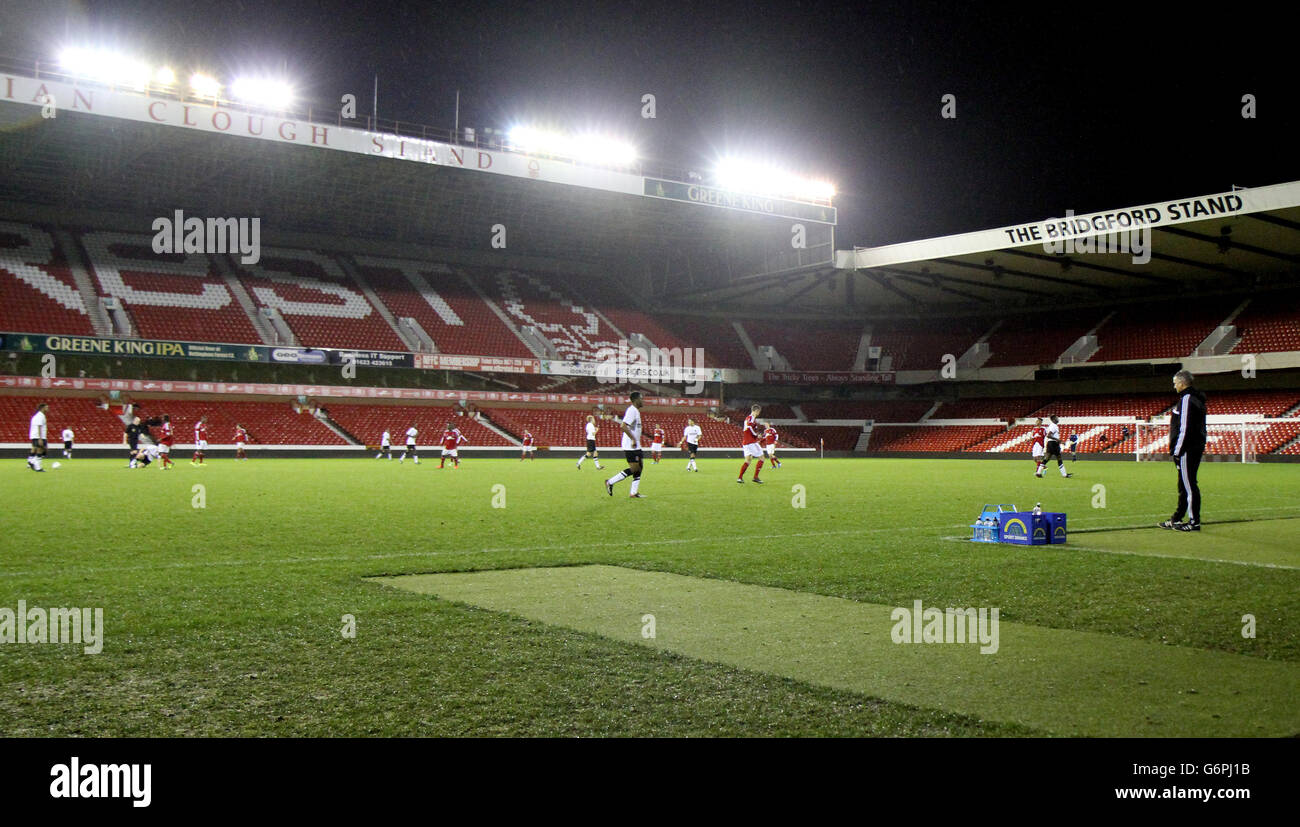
1135;420;1270;463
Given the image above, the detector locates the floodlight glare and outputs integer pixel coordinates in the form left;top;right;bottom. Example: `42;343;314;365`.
154;66;176;86
230;77;295;109
58;47;151;90
571;134;637;166
189;73;222;98
508;126;636;166
507;126;565;154
714;157;835;201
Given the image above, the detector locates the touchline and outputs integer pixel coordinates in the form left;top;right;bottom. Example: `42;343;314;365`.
0;601;103;654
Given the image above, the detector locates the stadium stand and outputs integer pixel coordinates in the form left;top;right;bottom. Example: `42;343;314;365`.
325;403;510;447
231;249;406;351
869;424;1005;452
931;397;1051;420
474;267;622;361
351;257;535;358
0;395;344;445
801;399;934;421
656;316;753;368
1276;428;1300;455
1200;421;1300;458
0;222;96;336
135;400;345;445
963;423;1133;455
868;319;988;371
8;389;1298;454
777;425;859;451
0;395;123;443
742;319;862;371
567;278;705;360
982;315;1103;367
1209;390;1300;417
1036;394;1172;418
1230;291;1300;355
78;232;266;344
479;407;745;448
749;402;798;419
1089;298;1229;362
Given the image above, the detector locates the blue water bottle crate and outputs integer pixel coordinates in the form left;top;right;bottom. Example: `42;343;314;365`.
1044;511;1068;544
970;503;1018;543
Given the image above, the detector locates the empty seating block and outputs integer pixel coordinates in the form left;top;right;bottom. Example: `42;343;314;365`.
1037;394;1171;419
234;249;406;351
983;316;1100;367
474;268;622;361
567;277;707;363
130;399;344;445
353;257;534;358
658;316;753;369
1089;299;1229;362
1230;292;1300;355
800;399;934;422
933;397;1050;420
326;404;511;447
868;319;987;371
79;231;263;344
749;402;798;419
0;222;95;335
777;425;858;450
869;425;1005;452
0;395;124;443
1207;390;1300;417
742;319;863;372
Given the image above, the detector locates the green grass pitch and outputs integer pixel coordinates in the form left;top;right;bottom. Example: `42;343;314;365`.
2;454;1297;736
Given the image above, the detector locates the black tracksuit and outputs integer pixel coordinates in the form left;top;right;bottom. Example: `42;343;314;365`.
1168;386;1207;524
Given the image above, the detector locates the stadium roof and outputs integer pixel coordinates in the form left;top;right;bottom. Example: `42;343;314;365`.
0;65;835;306
830;180;1300;316
8;64;1296;320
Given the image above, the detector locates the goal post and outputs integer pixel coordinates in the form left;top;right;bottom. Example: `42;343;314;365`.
1136;419;1267;463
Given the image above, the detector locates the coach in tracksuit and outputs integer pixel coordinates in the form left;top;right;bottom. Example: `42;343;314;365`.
1160;370;1206;532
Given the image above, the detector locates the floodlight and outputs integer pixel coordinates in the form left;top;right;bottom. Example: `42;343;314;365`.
58;47;150;90
230;77;294;109
189;73;222;98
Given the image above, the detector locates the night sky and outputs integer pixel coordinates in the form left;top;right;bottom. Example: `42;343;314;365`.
4;0;1297;247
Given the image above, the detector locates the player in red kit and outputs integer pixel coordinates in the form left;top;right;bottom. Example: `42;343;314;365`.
650;425;666;463
192;416;208;466
158;414;175;469
234;424;248;461
762;424;782;468
1031;417;1047;477
737;404;765;484
520;429;536;461
439;422;466;468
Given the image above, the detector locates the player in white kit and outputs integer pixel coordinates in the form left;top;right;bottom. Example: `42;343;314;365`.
576;415;604;470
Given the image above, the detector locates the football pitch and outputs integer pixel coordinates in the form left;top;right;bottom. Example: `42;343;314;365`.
2;455;1297;737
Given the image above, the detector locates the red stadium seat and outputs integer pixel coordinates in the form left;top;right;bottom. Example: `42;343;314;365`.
0;222;96;336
